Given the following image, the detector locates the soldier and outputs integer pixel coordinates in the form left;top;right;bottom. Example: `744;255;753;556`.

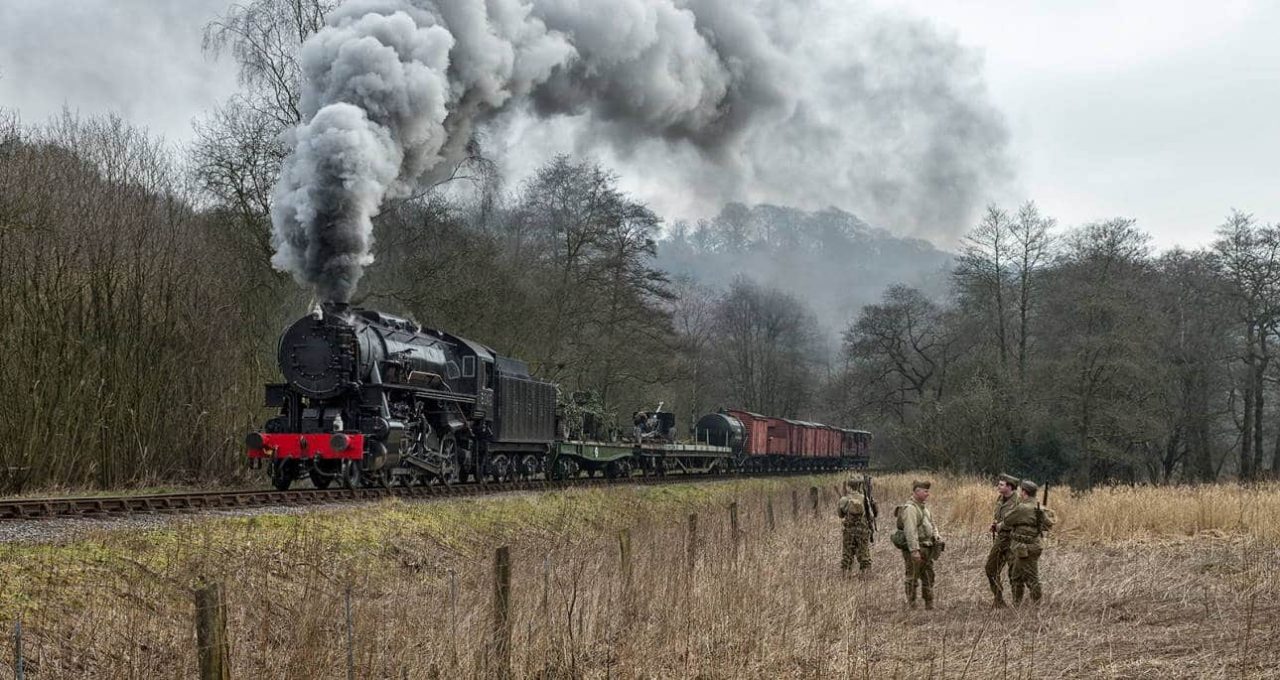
896;480;943;610
985;473;1021;608
998;479;1055;605
837;478;876;573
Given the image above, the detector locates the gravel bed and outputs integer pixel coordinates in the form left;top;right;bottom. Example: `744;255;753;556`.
0;488;551;545
0;498;391;545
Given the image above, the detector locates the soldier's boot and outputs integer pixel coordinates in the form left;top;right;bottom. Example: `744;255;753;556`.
922;586;934;611
904;581;917;608
1011;583;1024;605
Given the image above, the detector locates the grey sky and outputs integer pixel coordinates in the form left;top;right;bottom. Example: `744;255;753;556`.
0;0;1274;249
883;0;1279;249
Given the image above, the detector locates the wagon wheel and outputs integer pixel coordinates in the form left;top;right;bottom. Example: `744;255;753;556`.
519;454;542;480
490;455;514;483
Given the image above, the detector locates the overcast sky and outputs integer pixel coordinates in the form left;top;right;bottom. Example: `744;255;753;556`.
0;0;1275;249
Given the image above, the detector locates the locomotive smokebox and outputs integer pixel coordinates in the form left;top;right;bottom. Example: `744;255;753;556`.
277;313;357;399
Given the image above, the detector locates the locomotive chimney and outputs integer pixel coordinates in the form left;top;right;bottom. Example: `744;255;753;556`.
322;301;352;318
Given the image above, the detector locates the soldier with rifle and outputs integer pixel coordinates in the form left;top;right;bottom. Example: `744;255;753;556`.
997;479;1056;604
985;473;1021;608
837;476;877;574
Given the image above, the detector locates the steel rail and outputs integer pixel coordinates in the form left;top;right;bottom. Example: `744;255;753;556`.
0;468;854;521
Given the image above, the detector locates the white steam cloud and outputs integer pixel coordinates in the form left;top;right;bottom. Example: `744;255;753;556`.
271;0;1009;302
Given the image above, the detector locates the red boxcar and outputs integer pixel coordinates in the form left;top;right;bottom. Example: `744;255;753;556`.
765;416;791;455
820;425;841;458
725;409;770;456
783;419;803;456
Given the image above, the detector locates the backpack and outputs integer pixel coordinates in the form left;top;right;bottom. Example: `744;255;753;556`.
890;504;909;549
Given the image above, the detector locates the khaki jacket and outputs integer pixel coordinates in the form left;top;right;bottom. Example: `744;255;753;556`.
900;499;937;552
993;494;1018;531
999;499;1054;545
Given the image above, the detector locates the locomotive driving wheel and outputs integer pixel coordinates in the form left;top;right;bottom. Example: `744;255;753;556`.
437;434;460;485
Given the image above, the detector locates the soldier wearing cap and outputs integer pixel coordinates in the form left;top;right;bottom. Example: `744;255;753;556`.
997;479;1055;604
896;479;942;609
837;477;876;573
985;473;1021;608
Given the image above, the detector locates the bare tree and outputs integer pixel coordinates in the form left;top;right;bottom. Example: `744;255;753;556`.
1211;211;1280;479
1010;201;1056;382
843;285;959;423
954;204;1013;368
712;279;820;417
1041;218;1161;486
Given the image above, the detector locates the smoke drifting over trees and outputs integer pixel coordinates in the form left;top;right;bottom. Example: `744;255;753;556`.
248;0;1008;301
657;203;952;339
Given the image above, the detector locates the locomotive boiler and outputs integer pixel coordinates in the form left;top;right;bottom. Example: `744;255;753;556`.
247;303;557;490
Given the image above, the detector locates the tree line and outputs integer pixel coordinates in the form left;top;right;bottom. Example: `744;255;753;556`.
834;203;1280;486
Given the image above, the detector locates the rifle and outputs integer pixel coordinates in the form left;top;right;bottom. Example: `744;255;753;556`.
1037;482;1052;536
863;473;877;543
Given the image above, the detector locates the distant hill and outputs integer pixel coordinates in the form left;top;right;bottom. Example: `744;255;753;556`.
657;204;953;343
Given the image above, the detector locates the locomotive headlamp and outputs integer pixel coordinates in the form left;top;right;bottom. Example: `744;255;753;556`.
330;433;350;452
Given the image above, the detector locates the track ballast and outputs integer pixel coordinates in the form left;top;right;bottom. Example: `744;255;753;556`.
0;469;836;521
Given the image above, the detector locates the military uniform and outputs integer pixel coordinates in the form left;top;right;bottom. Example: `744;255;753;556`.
985;474;1021;607
837;482;875;572
998;481;1055;604
898;495;940;609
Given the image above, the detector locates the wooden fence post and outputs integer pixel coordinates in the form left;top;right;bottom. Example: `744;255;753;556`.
791;490;799;520
449;569;459;672
194;582;230;680
492;546;512;679
766;496;776;532
810;486;819;517
344;587;355;680
686;513;698;573
728;502;740;558
619;529;633;621
14;617;23;680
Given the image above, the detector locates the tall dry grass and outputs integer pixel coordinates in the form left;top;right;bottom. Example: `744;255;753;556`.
1;474;1278;678
875;472;1280;542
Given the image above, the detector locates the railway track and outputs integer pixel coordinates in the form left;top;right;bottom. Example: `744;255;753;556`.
0;469;841;521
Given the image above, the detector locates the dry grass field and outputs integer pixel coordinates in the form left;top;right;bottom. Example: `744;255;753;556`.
2;473;1279;678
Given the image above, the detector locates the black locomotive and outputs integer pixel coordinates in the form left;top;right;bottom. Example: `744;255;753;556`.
247;303;556;490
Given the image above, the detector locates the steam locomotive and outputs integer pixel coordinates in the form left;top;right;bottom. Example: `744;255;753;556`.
247;304;869;490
